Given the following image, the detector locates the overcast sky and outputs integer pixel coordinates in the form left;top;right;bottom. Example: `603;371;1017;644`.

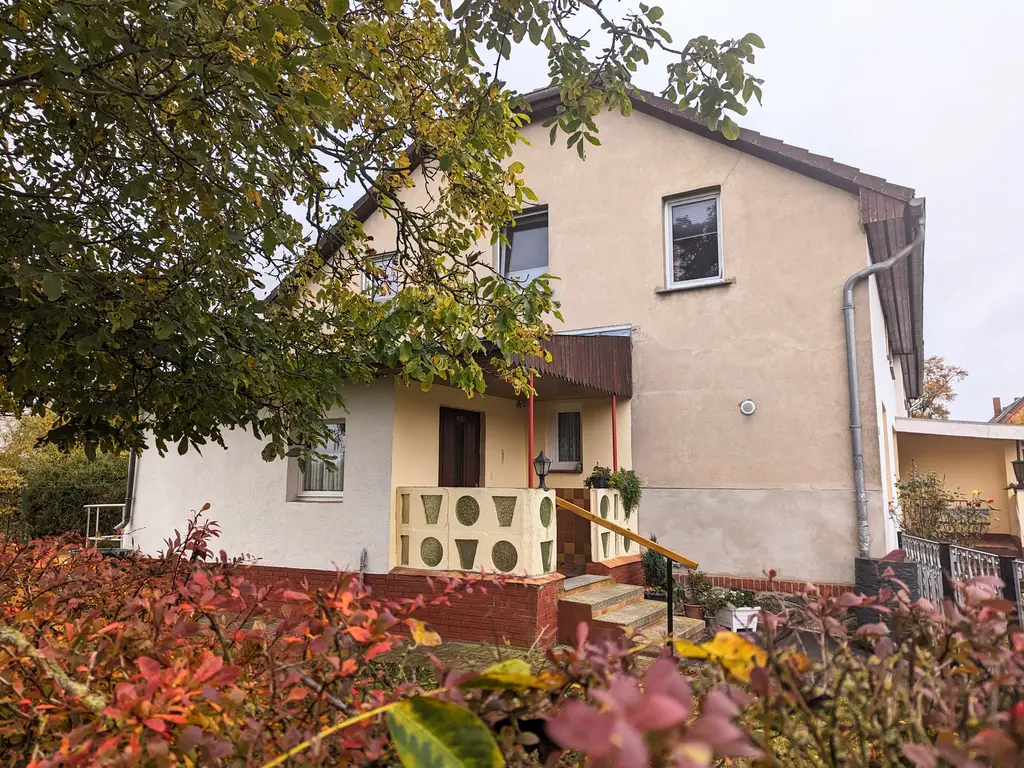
496;1;1023;421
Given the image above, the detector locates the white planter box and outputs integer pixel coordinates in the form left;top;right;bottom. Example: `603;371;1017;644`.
715;606;760;633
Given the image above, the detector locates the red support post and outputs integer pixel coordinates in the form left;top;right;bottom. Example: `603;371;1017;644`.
611;394;618;471
528;373;535;488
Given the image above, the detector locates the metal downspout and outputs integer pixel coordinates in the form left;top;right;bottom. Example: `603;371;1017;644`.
116;450;138;533
843;198;925;558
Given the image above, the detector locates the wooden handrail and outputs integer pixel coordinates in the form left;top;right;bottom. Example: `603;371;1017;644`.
554;496;698;569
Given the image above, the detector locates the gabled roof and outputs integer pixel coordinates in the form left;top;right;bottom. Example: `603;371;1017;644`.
992;396;1024;424
275;87;926;397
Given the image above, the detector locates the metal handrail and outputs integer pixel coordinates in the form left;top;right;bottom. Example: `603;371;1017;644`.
554;496;698;568
555;496;699;645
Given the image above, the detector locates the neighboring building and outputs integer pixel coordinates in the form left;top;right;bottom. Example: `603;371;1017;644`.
992;396;1024;425
895;417;1024;558
130;88;925;642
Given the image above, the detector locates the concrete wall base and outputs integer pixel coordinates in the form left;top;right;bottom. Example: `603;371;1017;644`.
640;487;885;584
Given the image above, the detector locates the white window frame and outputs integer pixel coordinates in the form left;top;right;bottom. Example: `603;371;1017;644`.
549;403;583;472
663;191;724;290
296;420;346;501
362;253;401;302
497;205;549;285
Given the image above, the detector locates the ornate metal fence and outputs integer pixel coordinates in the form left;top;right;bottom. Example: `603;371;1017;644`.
948;544;1004;598
901;534;944;605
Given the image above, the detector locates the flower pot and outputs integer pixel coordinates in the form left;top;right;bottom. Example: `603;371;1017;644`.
590;476;610;489
683;603;703;620
715;606;760;633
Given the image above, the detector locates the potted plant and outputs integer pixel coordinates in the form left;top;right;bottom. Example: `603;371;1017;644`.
610;468;643;516
703;587;759;632
684;569;712;620
641;535;684;603
584;462;612;489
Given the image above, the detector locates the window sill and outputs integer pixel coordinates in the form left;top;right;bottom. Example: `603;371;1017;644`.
549;467;583;474
655;277;735;296
294;493;345;503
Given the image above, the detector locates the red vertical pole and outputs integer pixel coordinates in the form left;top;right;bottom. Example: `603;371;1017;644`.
527;373;535;488
611;394;618;471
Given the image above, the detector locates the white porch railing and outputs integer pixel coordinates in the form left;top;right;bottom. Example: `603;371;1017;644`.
394;487;555;576
588;488;640;563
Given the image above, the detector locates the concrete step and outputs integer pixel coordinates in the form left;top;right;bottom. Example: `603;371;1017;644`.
561;574;611;595
559;583;644;618
594;599;667;632
631;617;706;655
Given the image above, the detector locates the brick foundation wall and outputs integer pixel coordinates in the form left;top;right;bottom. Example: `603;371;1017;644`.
677;572;854;597
240;565;564;648
586;554;644;585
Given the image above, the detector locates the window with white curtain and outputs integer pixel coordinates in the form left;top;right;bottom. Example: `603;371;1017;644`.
299;421;345;497
551;406;582;472
664;193;722;288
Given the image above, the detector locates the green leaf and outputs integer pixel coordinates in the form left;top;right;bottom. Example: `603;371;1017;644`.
302;14;332;42
177;437;189;456
721;116;740;141
41;273;62;301
327;0;349;17
508;161;524;174
438;155;452;171
742;32;765;48
267;5;303;28
647;6;664;22
383;0;403;11
154;319;174;340
386;697;502;768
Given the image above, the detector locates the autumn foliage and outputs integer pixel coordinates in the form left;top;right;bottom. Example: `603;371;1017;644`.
3;515;1024;767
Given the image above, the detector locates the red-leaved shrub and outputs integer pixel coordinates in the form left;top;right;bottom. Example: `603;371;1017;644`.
4;514;1024;768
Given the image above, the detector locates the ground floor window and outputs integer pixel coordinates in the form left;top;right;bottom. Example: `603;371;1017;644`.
299;421;345;498
552;406;582;472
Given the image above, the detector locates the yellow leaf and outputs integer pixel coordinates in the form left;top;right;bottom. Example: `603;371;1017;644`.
34;88;49;106
12;9;28;29
408;619;441;647
674;631;767;682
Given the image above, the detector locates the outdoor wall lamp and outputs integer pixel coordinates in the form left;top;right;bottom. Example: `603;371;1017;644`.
533;451;552;490
1012;459;1024;489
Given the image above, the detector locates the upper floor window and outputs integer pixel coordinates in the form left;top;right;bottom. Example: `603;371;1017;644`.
664;193;722;288
500;205;548;284
299;421;345;498
363;253;401;301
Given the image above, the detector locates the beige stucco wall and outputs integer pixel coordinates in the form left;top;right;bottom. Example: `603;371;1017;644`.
533;397;633;489
359;108;888;583
897;432;1019;537
390;379;528;490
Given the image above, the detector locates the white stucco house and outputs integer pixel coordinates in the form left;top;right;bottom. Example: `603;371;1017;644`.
128;88;925;638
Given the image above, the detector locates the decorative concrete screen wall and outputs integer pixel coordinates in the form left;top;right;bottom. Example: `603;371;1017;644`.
589;488;639;562
395;487;556;577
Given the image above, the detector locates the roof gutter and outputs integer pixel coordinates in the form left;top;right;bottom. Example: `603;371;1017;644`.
843;198;925;558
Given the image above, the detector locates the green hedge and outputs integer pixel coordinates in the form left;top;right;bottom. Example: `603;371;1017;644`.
18;453;128;539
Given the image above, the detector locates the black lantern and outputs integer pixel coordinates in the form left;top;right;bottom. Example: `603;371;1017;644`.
533;451;552;490
1013;459;1024;489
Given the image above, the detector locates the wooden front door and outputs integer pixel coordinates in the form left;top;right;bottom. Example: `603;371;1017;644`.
438;407;482;487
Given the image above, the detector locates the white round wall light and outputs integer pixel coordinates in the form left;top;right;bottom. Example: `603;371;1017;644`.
739;399;757;416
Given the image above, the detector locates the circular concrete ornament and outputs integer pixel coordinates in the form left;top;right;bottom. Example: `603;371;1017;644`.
739;399;757;416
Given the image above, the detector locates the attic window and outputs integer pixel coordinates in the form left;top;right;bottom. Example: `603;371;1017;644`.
664;193;722;288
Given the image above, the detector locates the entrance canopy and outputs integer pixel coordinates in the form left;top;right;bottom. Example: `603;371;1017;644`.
484;334;632;400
